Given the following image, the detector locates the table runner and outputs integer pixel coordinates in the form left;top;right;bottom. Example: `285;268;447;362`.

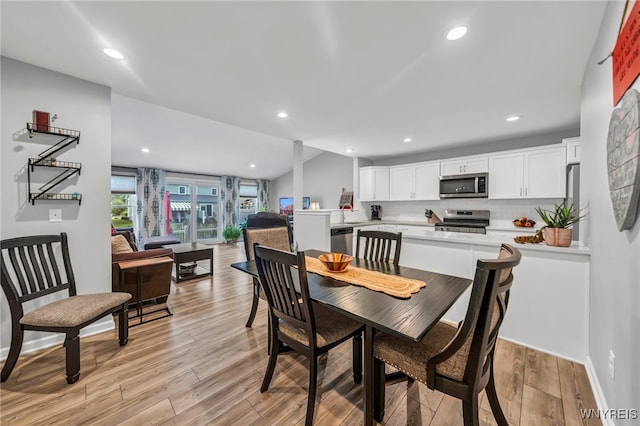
304;257;426;298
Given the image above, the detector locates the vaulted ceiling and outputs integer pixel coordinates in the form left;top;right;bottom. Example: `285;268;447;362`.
1;1;607;179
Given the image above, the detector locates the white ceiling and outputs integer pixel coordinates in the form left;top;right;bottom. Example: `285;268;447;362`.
1;1;607;180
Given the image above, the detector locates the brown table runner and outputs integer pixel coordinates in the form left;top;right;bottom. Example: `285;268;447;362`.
305;257;426;298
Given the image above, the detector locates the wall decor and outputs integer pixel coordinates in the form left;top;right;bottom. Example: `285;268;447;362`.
607;87;640;230
613;0;640;104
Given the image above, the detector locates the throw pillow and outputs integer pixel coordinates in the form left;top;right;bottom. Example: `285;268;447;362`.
111;234;134;254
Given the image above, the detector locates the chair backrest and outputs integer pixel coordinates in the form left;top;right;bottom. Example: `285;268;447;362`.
427;244;521;387
355;230;403;266
246;212;293;246
253;246;316;344
243;226;292;261
1;233;76;318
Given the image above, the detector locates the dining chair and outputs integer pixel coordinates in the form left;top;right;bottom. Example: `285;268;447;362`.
355;229;403;266
372;244;521;425
254;245;364;426
242;219;292;328
1;233;131;384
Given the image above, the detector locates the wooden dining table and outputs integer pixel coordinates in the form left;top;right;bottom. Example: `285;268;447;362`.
230;249;472;426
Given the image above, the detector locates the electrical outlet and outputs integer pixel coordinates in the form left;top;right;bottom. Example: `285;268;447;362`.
49;209;62;223
608;350;615;379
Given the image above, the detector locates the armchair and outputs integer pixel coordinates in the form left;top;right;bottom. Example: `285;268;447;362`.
111;231;173;304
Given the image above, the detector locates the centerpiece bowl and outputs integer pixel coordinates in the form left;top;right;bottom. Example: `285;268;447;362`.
318;253;353;272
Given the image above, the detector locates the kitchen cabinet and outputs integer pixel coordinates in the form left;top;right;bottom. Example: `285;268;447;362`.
359;166;389;201
489;146;566;199
440;155;488;176
389;161;439;200
565;137;581;164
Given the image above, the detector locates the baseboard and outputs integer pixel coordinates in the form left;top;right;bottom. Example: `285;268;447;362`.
498;335;586;364
0;317;115;361
584;355;615;426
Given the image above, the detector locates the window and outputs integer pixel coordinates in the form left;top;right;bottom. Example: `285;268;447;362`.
178;185;187;195
111;174;137;231
166;176;221;243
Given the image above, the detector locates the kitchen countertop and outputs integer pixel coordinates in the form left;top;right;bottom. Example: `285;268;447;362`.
329;219;589;256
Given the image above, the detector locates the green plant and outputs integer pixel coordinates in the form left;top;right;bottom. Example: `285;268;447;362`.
222;225;242;241
535;201;587;229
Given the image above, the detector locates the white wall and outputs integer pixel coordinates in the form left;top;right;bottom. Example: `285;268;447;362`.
581;2;640;419
1;58;113;356
270;150;354;211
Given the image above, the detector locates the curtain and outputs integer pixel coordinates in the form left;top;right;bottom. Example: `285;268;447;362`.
136;168;166;244
221;176;241;228
256;178;270;212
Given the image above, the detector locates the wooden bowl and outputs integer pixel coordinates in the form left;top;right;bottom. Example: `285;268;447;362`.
317;253;353;272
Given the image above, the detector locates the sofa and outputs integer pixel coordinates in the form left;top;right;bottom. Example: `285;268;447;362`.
111;231;174;304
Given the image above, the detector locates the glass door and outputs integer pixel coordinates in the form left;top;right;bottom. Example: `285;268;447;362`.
166;177;221;244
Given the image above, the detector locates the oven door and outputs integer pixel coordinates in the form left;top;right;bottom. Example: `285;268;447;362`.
439;173;488;198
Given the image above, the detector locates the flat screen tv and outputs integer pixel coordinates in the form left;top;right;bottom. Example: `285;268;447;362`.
279;196;310;215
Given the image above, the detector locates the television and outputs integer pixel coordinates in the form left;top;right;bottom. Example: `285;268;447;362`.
279;196;311;215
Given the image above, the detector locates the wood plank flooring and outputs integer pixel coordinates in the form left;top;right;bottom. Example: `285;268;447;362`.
0;243;600;425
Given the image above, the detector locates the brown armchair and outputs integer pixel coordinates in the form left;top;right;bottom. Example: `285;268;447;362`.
111;231;173;304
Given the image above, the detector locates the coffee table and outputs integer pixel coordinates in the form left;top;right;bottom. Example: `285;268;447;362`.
164;242;214;282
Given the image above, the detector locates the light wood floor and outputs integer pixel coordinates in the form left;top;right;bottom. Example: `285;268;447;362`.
1;243;600;425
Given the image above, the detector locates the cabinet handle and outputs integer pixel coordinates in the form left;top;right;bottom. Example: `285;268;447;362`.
525;188;528;196
520;188;523;196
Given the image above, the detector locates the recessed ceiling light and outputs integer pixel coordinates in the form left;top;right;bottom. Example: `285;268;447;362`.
141;148;150;153
250;163;256;168
346;148;353;153
277;111;288;118
506;115;520;122
103;48;124;60
403;138;412;143
446;26;468;41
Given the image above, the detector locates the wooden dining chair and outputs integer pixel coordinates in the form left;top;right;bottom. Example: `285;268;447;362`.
242;222;292;328
254;245;364;426
355;230;403;266
372;244;521;425
1;233;131;384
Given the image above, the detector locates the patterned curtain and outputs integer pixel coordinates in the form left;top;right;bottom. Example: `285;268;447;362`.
256;178;270;212
221;176;241;228
136;168;166;244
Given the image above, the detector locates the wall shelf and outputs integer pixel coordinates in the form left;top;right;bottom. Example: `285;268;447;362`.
26;122;82;205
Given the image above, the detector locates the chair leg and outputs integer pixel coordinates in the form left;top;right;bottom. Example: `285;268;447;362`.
352;332;362;384
245;278;260;328
305;356;318;426
1;324;24;382
65;331;81;384
486;363;509;426
118;305;129;346
373;358;386;423
462;394;480;426
261;329;280;392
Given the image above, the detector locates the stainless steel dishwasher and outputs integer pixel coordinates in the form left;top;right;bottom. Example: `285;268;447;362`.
330;226;353;255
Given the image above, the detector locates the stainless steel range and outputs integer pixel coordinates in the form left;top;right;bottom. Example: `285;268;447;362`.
435;209;490;234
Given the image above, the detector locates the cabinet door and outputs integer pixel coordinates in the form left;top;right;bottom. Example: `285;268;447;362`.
359;168;374;201
440;160;464;176
488;152;524;199
373;168;390;200
524;147;566;198
414;162;440;200
389;166;415;200
565;138;581;164
464;156;489;174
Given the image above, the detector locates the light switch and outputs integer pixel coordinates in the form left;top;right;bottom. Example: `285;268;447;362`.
49;209;62;222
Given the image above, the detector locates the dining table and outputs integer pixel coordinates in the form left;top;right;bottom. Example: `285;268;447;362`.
230;249;472;426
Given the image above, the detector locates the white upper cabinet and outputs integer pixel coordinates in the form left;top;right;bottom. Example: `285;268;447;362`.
440;155;488;176
360;166;389;201
389;162;440;201
565;137;581;164
489;145;566;199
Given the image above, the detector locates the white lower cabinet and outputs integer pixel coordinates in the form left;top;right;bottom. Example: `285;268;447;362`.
489;146;566;199
396;224;435;238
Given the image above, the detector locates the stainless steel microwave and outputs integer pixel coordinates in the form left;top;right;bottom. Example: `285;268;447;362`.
439;173;488;198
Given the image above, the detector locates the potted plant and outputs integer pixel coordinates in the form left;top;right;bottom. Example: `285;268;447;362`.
535;201;587;247
222;225;242;244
